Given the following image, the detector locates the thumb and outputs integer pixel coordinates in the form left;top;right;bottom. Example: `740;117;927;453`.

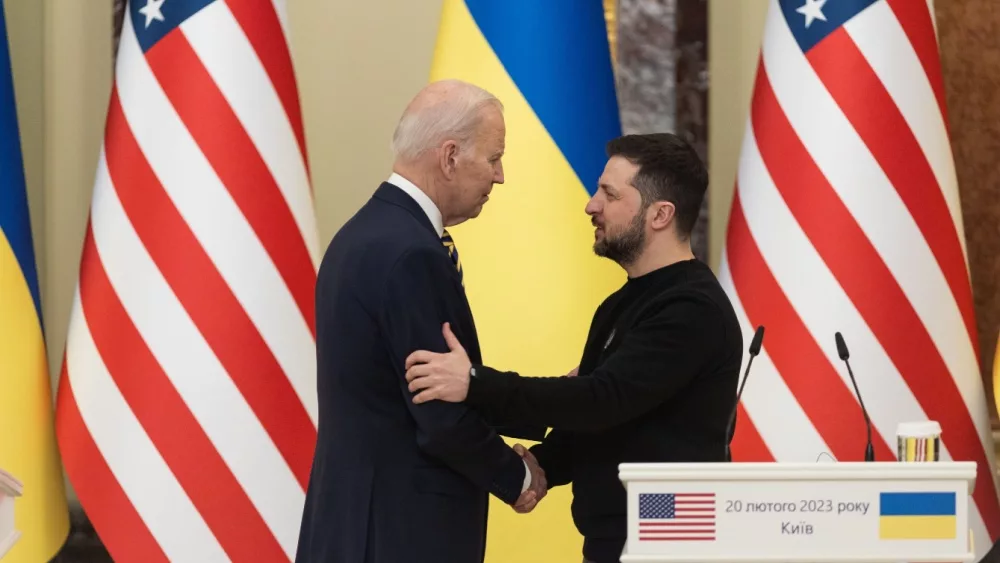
442;322;464;352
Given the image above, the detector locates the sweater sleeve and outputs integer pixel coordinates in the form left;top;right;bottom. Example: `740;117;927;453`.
465;297;721;432
528;429;574;488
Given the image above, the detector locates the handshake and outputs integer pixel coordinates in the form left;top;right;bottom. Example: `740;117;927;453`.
512;443;547;513
507;365;578;513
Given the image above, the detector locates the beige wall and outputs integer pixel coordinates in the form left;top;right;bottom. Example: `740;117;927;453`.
706;0;768;269
42;1;113;385
290;0;443;243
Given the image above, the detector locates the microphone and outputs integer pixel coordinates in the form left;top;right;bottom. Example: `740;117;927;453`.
725;326;765;462
835;332;875;462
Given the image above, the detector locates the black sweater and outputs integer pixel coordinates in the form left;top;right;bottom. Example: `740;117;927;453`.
465;259;743;563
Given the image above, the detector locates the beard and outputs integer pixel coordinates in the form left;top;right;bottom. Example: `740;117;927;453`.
593;210;646;266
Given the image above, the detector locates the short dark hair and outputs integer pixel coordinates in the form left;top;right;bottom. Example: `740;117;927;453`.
605;133;708;239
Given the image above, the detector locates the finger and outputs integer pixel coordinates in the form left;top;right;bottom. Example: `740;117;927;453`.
404;364;433;382
514;490;536;508
514;501;536;514
407;375;436;393
405;351;438;370
442;322;464;352
513;444;527;456
567;366;579;377
515;497;538;513
411;388;438;404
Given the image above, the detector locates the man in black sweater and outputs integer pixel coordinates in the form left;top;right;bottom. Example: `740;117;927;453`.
404;133;744;563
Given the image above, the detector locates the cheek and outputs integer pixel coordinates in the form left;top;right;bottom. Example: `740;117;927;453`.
603;205;624;225
476;166;494;187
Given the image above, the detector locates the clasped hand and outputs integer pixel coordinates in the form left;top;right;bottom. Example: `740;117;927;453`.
405;324;548;513
512;444;547;513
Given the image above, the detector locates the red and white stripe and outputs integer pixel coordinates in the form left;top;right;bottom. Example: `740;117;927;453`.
55;2;318;561
720;0;998;558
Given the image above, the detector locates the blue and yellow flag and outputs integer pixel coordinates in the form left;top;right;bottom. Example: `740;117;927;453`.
993;331;999;420
0;1;70;560
879;492;957;540
430;1;623;560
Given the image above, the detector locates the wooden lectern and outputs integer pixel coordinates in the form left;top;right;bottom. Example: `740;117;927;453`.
618;461;977;562
0;469;22;560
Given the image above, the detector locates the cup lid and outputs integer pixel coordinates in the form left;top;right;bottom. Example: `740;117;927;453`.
897;420;942;437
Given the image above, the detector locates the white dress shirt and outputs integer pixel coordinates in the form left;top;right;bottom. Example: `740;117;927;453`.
386;173;532;496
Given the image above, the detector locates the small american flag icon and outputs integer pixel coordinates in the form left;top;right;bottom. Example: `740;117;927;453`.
638;492;716;541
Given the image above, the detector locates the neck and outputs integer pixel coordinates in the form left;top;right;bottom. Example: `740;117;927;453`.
392;161;448;218
623;236;695;278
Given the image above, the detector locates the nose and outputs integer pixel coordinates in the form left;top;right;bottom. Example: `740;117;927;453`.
493;160;504;184
585;193;601;215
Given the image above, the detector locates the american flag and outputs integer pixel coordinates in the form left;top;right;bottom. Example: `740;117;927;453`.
53;0;318;561
638;493;716;541
720;0;999;558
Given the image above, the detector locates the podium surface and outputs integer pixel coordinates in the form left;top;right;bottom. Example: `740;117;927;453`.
618;461;976;562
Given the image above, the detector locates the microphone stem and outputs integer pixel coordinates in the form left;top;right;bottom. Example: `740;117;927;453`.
725;355;756;462
845;358;874;462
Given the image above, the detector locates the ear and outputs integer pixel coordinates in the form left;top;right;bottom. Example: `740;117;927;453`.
439;140;460;179
649;202;676;231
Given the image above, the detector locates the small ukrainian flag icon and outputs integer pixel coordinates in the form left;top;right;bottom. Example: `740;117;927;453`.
879;492;957;540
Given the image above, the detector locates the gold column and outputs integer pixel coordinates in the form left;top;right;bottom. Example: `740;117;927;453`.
605;0;617;64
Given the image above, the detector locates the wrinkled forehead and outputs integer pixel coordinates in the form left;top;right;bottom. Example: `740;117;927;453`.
479;106;505;134
474;108;505;153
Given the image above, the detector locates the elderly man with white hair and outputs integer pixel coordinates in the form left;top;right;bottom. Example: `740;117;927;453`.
295;80;546;563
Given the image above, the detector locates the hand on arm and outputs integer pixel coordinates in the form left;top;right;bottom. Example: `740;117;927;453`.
404;322;472;404
407;298;722;431
382;248;525;505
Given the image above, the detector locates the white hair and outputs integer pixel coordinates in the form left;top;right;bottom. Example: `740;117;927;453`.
391;79;503;162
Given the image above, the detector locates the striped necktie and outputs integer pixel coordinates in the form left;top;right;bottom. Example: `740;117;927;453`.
440;229;463;285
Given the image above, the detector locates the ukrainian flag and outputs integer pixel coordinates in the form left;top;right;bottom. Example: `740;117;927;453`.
879;492;957;540
993;331;999;420
429;1;623;561
0;1;70;560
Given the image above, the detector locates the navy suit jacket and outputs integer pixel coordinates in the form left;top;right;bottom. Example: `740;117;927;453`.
295;183;533;563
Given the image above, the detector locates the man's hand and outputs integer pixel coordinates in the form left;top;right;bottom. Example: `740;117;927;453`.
566;365;579;377
512;444;546;513
405;322;473;404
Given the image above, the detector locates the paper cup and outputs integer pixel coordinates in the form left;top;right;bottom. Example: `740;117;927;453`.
896;421;942;461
